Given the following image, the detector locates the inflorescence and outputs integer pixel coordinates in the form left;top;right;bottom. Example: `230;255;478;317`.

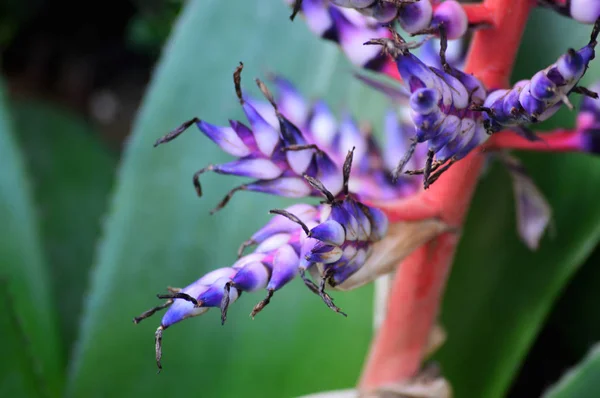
136;65;414;370
136;147;389;370
135;1;600;370
289;0;599;186
364;20;599;187
481;21;599;134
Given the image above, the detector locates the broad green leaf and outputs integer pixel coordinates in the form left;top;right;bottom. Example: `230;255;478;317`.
11;99;116;356
0;85;63;395
69;2;389;397
436;10;600;398
543;343;600;398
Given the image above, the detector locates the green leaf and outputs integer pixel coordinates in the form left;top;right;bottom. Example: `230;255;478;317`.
68;2;389;397
0;85;63;395
548;246;600;359
11;99;116;356
435;10;600;398
543;343;600;398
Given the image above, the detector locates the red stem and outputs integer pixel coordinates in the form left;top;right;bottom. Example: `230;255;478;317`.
486;129;585;152
359;0;536;390
454;3;495;27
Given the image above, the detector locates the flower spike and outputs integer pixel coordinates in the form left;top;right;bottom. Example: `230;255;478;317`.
267;208;347;316
363;20;600;188
366;24;489;188
133;151;392;369
153;62;423;210
483;18;599;135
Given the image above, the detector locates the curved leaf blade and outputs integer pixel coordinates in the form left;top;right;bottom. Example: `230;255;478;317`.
543;343;600;398
0;85;63;395
11;99;116;356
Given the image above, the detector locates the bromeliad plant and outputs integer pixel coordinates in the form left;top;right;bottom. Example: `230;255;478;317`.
132;0;600;395
8;2;600;398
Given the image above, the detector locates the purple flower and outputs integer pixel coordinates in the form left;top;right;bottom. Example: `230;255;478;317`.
133;150;391;370
482;21;599;133
538;0;600;24
287;0;469;73
290;0;468;39
153;63;424;212
360;20;600;191
354;28;561;250
331;0;398;23
364;27;489;187
418;36;466;71
571;81;600;154
287;0;391;71
580;81;600;119
396;0;467;39
291;0;398;24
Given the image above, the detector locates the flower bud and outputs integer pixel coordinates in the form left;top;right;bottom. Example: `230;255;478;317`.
538;0;600;24
397;0;433;33
410;88;440;115
484;20;599;133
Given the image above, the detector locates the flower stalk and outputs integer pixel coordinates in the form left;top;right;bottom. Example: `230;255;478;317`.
358;0;537;391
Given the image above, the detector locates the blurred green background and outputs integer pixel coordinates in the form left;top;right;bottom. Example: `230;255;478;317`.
2;1;600;397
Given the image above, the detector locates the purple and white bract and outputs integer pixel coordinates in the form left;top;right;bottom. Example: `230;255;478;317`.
395;0;467;39
362;20;600;190
287;0;391;71
538;0;600;24
418;36;465;71
137;65;416;370
152;63;426;212
292;0;401;24
287;0;468;73
483;22;599;133
364;27;489;187
303;12;577;250
579;81;600;134
134;149;390;370
290;2;600;192
573;81;600;154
